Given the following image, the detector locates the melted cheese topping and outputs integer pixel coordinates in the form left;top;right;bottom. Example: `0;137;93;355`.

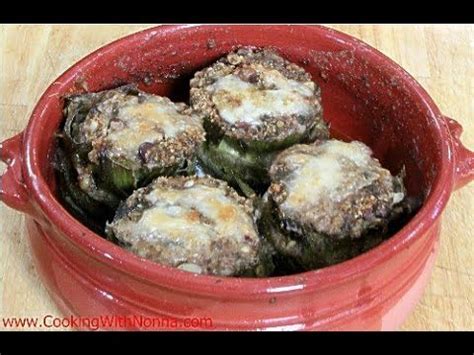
106;97;201;155
129;183;258;246
208;65;315;126
280;140;379;212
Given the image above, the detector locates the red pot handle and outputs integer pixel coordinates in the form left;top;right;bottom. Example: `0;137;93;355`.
444;116;474;190
0;131;37;216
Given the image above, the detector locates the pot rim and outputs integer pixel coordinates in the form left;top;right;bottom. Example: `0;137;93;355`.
22;24;455;297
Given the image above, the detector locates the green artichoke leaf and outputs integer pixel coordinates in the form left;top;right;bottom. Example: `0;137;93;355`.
257;196;389;274
197;137;276;193
54;144;118;234
96;155;188;198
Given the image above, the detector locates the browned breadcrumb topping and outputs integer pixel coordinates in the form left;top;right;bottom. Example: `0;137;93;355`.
190;47;327;143
133;127;204;169
268;141;403;239
106;175;261;276
123;175;255;216
80;88;205;170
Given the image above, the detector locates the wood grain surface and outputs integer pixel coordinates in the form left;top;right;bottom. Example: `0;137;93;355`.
0;25;472;331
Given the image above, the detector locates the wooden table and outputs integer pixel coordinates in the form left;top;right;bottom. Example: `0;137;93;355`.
0;25;472;330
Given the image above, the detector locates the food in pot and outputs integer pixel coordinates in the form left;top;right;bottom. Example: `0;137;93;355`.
54;47;418;277
190;47;328;193
259;139;410;272
106;175;273;276
56;85;206;225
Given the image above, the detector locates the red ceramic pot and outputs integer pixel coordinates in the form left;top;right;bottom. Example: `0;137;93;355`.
1;25;473;331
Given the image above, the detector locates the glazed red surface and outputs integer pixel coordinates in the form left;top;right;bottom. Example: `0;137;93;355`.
1;25;473;330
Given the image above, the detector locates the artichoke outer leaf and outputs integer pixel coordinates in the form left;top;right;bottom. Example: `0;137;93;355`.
54;145;117;234
257;197;388;274
197;138;275;193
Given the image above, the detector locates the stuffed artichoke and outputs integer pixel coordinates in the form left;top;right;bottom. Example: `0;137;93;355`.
106;175;274;276
259;139;410;272
56;85;205;226
190;48;328;193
